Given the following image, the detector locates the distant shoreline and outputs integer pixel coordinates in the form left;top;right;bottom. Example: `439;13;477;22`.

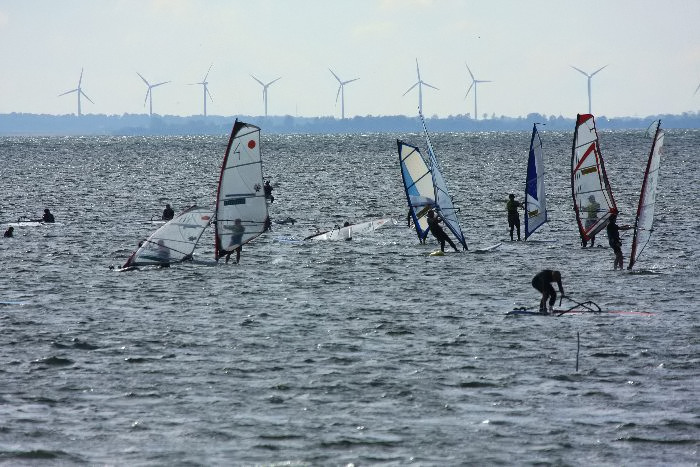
1;112;699;136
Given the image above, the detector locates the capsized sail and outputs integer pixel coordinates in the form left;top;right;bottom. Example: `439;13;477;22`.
305;217;395;241
628;121;665;270
123;205;212;268
215;120;270;260
398;140;434;241
524;123;547;240
419;112;468;250
571;113;617;243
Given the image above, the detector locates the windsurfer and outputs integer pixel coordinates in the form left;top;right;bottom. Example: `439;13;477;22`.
4;226;13;238
506;194;523;241
582;195;600;247
531;269;565;314
38;208;55;223
225;218;245;264
422;209;459;252
162;204;174;221
264;180;274;203
607;213;631;270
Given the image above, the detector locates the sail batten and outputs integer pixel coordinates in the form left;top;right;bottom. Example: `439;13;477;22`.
524;123;547;240
628;121;664;269
571;113;617;243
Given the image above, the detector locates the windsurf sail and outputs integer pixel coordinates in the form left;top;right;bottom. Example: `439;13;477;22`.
214;120;270;260
524;123;547;240
571;113;617;243
398;140;434;241
122;205;212;268
628;121;665;270
419;112;468;250
305;218;395;241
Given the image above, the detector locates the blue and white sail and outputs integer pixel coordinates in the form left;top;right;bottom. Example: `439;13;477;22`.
628;121;665;270
419;112;468;250
524;123;547;240
398;140;434;241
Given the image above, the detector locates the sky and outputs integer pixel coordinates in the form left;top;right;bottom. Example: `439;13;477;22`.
1;0;699;119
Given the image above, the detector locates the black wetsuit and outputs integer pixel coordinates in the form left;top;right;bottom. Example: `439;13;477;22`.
162;207;174;221
531;269;564;309
607;221;622;250
42;212;55;223
506;199;521;240
425;215;458;252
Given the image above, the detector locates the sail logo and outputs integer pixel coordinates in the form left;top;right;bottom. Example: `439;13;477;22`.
248;139;256;149
581;166;598;175
224;198;246;206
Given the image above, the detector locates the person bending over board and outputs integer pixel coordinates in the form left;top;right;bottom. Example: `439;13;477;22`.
532;270;564;314
422;209;458;252
506;194;524;241
606;213;632;270
3;226;13;238
42;208;55;223
162;204;174;221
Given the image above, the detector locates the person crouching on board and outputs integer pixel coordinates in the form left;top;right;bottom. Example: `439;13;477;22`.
421;209;459;253
162;204;174;221
532;270;565;314
3;226;13;238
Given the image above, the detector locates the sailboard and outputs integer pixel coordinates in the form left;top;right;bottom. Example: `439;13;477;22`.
398;140;434;242
419;112;468;250
628;121;665;270
524;123;547;240
571;114;617;244
122;205;212;268
305;218;394;241
214;120;270;260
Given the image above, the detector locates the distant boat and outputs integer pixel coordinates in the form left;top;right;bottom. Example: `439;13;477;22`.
214;120;270;261
628;121;665;270
571;113;617;245
524;123;547;240
122;205;212;268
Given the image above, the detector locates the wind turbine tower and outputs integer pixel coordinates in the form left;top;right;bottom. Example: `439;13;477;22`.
571;65;607;114
192;64;214;117
137;72;170;117
403;59;438;115
59;68;94;116
464;63;492;120
329;68;359;119
251;75;281;117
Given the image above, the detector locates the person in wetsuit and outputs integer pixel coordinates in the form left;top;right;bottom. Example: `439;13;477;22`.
4;226;13;238
162;204;175;221
225;218;245;264
606;213;632;270
506;194;523;241
532;269;565;314
582;195;600;247
264;180;274;203
422;209;459;252
42;209;55;223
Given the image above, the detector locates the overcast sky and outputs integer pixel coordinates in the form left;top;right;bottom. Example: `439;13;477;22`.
1;0;699;119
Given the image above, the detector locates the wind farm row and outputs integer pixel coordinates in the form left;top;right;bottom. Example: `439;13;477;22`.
59;59;624;120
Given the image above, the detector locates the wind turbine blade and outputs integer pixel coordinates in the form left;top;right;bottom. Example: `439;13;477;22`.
465;62;475;80
251;75;264;86
81;90;94;104
152;81;170;88
695;83;700;95
205;85;214;101
403;82;418;96
136;72;150;86
590;64;608;76
476;80;493;83
143;89;150;106
59;89;78;97
329;68;341;83
570;65;588;76
335;85;341;103
343;78;360;85
464;82;474;99
423;82;439;91
415;58;421;80
267;77;281;86
78;68;84;87
203;64;213;81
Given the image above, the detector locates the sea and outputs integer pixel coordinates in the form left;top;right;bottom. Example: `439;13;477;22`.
0;127;698;466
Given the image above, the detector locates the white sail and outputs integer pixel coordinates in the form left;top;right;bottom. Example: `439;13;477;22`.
214;120;269;260
305;218;394;241
571;113;617;243
398;140;434;241
524;123;547;239
123;206;212;268
419;112;468;250
628;121;665;269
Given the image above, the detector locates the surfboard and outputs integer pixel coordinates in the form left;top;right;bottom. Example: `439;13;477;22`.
0;300;29;306
473;242;502;253
275;235;303;244
429;250;445;256
506;307;653;316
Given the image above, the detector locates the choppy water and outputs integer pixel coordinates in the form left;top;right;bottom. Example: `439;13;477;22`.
1;128;698;466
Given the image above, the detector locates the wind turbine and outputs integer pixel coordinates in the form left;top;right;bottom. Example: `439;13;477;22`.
251;75;281;117
571;65;607;114
191;64;213;117
59;68;94;116
464;63;492;120
403;59;438;115
329;68;359;119
137;72;170;117
694;82;700;96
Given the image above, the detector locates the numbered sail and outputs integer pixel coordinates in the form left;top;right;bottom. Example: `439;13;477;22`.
524;124;547;240
398;140;434;241
214;120;269;260
123;206;212;268
571;114;617;243
420;113;468;250
628;122;664;270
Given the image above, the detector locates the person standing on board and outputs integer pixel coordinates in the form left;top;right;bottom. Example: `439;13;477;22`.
422;209;459;252
607;213;632;270
531;269;565;314
225;218;245;264
3;226;13;238
162;204;175;221
582;195;600;247
264;180;274;203
506;194;523;241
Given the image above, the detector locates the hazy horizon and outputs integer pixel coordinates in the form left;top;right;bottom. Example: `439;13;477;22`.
1;0;699;119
